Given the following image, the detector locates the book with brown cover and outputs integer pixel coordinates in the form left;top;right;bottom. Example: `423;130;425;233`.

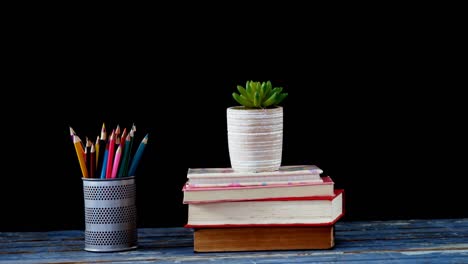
193;225;335;252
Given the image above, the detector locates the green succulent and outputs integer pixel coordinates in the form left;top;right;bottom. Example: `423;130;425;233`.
232;80;288;108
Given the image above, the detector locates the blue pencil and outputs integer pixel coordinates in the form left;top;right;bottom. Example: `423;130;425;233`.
100;147;109;179
128;133;148;177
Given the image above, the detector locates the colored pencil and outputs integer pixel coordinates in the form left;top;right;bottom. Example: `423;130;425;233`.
96;123;107;173
118;133;132;177
115;125;121;145
69;126;76;139
119;127;127;150
70;126;84;154
89;143;96;178
73;135;88;178
94;136;100;169
100;141;109;179
105;130;115;179
111;145;122;179
122;125;135;177
85;137;91;164
128;133;148;177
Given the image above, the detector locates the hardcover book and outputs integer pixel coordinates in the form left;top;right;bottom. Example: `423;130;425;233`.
187;165;323;187
193;225;335;252
183;176;335;203
185;189;344;227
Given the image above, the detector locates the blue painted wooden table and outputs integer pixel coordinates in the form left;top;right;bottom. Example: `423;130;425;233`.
1;218;467;263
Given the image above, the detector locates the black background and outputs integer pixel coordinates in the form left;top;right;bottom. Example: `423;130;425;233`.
1;11;465;231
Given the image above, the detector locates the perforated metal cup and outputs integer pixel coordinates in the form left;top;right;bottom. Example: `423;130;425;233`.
82;176;138;252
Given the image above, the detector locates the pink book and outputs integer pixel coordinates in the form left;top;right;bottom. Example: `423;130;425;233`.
183;176;335;204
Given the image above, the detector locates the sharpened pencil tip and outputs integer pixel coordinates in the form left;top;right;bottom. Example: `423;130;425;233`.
73;135;81;143
69;127;76;136
100;123;107;140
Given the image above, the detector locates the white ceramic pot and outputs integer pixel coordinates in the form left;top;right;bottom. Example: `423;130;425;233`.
227;106;283;172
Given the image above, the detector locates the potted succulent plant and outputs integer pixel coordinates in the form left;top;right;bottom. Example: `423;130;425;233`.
227;80;288;172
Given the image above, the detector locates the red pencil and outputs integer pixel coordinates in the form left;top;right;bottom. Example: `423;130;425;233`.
115;125;121;145
84;137;93;178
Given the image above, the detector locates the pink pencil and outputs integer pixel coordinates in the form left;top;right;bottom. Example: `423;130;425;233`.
111;145;122;179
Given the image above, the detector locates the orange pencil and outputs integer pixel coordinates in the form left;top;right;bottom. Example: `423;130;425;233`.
73;135;88;178
69;126;76;139
70;126;84;154
94;136;100;169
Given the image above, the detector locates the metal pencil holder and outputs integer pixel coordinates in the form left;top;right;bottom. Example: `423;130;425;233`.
82;176;138;252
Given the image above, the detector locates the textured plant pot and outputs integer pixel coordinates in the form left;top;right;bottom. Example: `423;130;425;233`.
227;106;283;172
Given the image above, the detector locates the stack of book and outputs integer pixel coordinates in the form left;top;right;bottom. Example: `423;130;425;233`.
182;165;344;252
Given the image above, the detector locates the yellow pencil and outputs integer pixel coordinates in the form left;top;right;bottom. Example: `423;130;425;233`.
73;135;88;178
95;135;100;169
70;126;85;154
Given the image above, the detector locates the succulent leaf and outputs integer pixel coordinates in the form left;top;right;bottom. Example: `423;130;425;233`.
253;91;261;107
263;92;279;107
232;80;287;108
264;81;273;98
260;82;266;101
233;92;254;107
271;87;283;95
246;81;253;96
237;85;248;97
276;93;288;105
